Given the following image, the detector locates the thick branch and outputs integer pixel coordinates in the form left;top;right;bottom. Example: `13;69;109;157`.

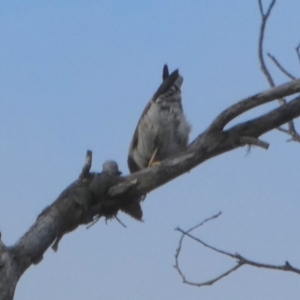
3;80;300;300
0;235;19;300
207;78;300;131
109;92;300;199
229;95;300;137
10;83;300;275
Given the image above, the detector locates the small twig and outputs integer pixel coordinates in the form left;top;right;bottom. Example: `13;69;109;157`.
181;211;222;234
174;214;300;287
267;53;296;80
86;215;101;229
86;214;127;229
174;212;223;285
258;0;277;88
179;264;243;287
277;127;300;142
239;136;270;150
296;43;300;66
258;0;264;16
79;150;92;180
176;228;236;260
257;0;300;142
115;216;127;228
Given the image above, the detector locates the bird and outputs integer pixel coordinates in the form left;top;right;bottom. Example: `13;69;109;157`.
128;64;191;173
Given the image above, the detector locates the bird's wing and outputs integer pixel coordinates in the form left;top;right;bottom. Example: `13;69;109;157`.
130;65;180;148
128;65;180;173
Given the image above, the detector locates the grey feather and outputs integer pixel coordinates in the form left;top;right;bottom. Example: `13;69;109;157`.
128;64;191;173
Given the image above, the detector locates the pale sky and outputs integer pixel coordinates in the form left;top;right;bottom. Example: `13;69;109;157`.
1;1;300;299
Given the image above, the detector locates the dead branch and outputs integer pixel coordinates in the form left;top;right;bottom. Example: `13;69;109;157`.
107;89;300;200
0;73;299;300
1;2;300;300
277;126;300;142
174;215;300;287
238;136;269;149
258;0;300;141
79;150;92;180
296;43;300;66
267;53;296;80
258;0;277;87
207;78;300;132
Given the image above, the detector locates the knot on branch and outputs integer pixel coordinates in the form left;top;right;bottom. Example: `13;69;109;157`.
48;151;145;252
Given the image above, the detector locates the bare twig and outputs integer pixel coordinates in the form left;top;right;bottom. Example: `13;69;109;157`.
258;0;264;16
86;216;101;229
180;212;222;234
239;136;269;149
174;212;225;286
296;43;300;66
258;0;277;88
115;216;127;228
277;127;300;142
79;150;92;180
257;0;300;141
267;53;296;80
174;214;300;287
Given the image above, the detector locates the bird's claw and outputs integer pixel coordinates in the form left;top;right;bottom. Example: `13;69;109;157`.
148;161;161;168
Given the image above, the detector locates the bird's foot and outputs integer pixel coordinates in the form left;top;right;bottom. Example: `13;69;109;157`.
148;161;161;168
148;148;159;167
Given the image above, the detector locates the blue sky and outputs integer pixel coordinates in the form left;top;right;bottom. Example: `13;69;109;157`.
1;1;300;299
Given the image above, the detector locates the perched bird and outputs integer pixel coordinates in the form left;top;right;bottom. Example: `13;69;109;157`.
128;64;191;173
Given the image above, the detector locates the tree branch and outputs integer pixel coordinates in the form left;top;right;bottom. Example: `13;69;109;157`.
277;126;300;142
257;0;300;141
258;0;277;88
1;80;300;300
174;214;300;287
1;2;300;299
79;150;92;180
2;78;299;284
296;43;300;66
207;78;300;132
267;53;296;80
